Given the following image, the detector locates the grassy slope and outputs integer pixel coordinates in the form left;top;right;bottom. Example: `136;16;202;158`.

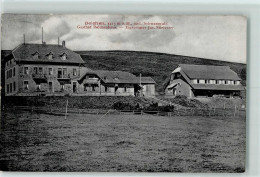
0;111;245;172
76;51;247;93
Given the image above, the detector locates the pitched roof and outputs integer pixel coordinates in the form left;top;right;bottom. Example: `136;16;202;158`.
12;43;85;64
80;70;140;84
178;64;241;81
141;77;156;84
79;70;156;84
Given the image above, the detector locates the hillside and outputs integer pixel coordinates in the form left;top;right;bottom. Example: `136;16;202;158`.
1;50;246;93
76;50;246;93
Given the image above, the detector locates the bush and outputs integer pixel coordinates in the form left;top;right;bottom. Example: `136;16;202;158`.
113;101;141;110
171;95;208;108
144;102;174;112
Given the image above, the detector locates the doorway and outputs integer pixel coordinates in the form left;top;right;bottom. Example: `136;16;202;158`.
73;82;77;93
48;82;53;92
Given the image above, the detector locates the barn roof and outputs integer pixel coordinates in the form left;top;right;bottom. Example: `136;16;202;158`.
178;64;241;80
11;43;85;64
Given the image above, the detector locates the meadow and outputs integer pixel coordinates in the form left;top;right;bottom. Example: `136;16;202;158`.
0;110;246;172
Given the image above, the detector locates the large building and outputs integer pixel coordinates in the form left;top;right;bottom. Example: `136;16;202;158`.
4;42;156;97
5;42;88;96
165;64;245;98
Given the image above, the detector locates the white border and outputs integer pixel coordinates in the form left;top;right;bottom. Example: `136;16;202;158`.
0;0;259;177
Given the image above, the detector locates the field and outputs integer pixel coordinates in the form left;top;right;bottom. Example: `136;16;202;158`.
0;110;246;172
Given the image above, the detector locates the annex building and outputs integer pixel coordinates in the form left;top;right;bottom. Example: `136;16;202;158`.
165;64;245;98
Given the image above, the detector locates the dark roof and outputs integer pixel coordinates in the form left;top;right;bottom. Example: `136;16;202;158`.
79;70;156;84
141;77;156;84
80;70;140;84
178;64;241;80
12;43;85;64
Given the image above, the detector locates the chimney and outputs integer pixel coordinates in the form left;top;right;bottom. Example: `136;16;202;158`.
62;41;65;48
42;27;44;44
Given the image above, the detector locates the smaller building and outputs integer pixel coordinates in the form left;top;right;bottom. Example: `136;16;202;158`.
77;70;156;97
140;77;156;97
165;64;245;98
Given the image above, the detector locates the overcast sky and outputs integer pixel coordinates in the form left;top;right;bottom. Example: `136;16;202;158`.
1;14;247;63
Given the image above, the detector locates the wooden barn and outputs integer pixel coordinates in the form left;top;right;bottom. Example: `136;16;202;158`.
165;64;245;98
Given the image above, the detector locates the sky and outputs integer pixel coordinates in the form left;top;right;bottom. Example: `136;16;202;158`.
1;14;247;63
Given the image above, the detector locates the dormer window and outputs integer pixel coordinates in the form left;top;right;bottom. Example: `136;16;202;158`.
47;52;54;60
60;53;67;60
32;51;39;59
114;77;119;80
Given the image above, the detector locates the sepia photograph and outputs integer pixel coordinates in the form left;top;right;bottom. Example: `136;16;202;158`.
0;14;247;172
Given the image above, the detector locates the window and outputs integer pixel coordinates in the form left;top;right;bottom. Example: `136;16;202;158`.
92;85;96;91
13;68;15;77
105;86;108;92
10;83;12;93
36;84;41;91
39;67;43;74
48;68;53;75
61;53;67;60
199;80;205;84
8;69;12;78
33;52;39;59
114;77;119;80
224;80;228;85
84;85;88;91
58;68;62;78
63;68;67;77
24;80;29;90
205;80;210;84
124;87;127;92
13;82;16;92
60;84;65;91
48;53;53;60
235;81;240;85
33;67;38;74
73;68;77;76
7;84;9;94
216;80;219;84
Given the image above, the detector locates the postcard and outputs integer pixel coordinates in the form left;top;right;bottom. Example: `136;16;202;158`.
0;14;246;172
